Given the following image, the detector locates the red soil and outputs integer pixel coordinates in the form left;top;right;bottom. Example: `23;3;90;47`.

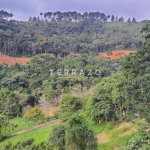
98;50;136;60
0;50;136;66
43;106;60;117
0;53;30;66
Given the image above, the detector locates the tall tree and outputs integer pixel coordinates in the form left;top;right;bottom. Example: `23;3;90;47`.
116;16;118;22
123;21;150;122
40;12;43;20
132;17;137;23
85;76;116;123
0;10;13;19
49;125;66;150
127;18;131;23
56;94;83;119
24;106;44;125
28;16;33;22
118;17;124;22
65;114;98;150
0;115;8;141
111;15;115;22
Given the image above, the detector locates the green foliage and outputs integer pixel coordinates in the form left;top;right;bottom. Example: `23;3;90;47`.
1;10;150;150
91;122;116;134
0;53;116;122
43;85;57;104
85;76;115;123
9;118;37;134
24;106;45;124
50;114;98;150
56;94;83;119
0;115;8;141
121;129;150;150
0;89;16;117
0;122;54;149
0;89;28;118
61;94;83;112
85;72;127;123
122;21;150;122
2;139;55;150
49;125;66;150
99;135;132;150
0;10;13;19
0;13;143;57
65;114;98;150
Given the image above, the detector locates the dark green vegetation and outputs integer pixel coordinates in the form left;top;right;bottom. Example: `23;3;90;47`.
0;10;13;20
49;114;98;150
0;10;150;150
0;10;144;57
121;128;150;150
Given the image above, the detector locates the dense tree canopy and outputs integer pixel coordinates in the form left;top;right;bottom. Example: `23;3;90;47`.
122;21;150;122
50;114;98;150
56;94;83;119
0;10;13;19
0;10;143;57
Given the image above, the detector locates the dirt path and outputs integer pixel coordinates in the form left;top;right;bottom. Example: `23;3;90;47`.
97;132;110;143
14;119;61;136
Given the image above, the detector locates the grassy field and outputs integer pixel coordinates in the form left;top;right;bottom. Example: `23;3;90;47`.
9;118;35;134
0;118;136;150
0;118;62;149
0;125;52;149
92;122;136;150
98;135;132;150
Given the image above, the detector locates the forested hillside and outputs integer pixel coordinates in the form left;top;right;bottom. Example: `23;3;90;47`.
0;10;144;57
0;10;150;150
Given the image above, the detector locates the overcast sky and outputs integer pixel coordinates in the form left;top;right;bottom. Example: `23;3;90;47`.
0;0;149;21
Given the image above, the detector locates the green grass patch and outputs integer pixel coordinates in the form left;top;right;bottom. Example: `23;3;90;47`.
97;122;136;150
9;117;47;134
98;135;133;150
0;119;63;149
10;118;35;134
1;119;136;150
109;127;130;138
0;125;53;149
91;122;117;134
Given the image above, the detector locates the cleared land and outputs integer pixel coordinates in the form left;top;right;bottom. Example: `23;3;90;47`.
0;50;136;66
98;50;136;60
0;53;30;66
42;106;60;116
